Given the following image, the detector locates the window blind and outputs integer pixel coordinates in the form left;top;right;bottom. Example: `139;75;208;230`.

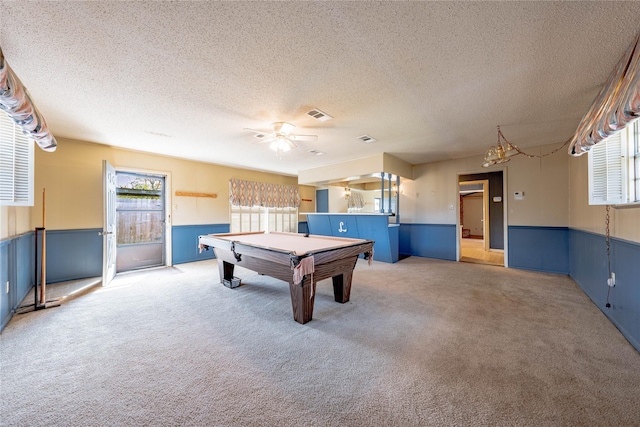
0;112;33;206
588;132;625;205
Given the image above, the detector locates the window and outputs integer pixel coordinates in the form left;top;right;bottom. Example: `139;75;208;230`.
588;119;639;206
0;112;34;206
228;179;300;233
230;206;298;233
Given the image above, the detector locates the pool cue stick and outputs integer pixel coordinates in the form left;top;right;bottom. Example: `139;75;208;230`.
40;188;46;306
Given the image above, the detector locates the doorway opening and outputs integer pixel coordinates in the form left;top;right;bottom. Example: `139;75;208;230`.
458;173;505;266
115;172;166;272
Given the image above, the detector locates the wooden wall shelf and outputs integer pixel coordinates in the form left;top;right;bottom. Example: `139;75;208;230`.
175;191;217;198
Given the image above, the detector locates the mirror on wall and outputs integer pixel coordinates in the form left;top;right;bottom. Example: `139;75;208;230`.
325;172;402;217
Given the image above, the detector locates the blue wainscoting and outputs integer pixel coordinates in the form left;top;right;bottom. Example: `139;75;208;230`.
46;229;103;283
1;238;13;330
172;224;230;264
398;223;457;261
1;232;34;331
298;221;309;234
569;229;640;353
508;226;569;274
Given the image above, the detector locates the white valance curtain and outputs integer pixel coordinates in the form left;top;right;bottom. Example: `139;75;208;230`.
569;32;640;156
229;179;300;208
0;47;57;152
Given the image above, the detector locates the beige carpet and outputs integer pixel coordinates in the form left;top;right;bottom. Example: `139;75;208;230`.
1;257;639;426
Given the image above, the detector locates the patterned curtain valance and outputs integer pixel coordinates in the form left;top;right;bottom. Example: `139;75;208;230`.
347;191;365;210
569;32;640;156
229;179;300;208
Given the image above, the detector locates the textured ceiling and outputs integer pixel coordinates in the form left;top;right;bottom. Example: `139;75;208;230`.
2;2;640;176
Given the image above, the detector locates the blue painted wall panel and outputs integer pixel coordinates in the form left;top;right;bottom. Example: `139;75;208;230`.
0;232;35;332
306;215;333;236
172;224;229;264
307;214;397;263
298;221;309;234
387;225;399;263
398;224;457;261
569;229;640;352
16;233;33;307
398;224;412;256
508;226;569;274
328;215;360;238
0;240;11;330
46;229;103;283
354;216;394;263
316;189;329;213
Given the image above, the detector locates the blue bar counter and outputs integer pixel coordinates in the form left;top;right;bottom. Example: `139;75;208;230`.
304;213;399;263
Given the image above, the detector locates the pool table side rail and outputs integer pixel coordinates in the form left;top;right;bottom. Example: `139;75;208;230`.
198;235;374;266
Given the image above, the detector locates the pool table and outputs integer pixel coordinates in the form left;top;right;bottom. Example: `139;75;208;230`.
198;231;374;324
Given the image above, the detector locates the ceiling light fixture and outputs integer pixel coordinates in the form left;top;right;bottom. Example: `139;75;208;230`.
481;126;570;168
269;136;292;158
481;126;521;167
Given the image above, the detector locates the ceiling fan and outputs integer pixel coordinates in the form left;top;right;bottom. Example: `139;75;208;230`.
244;122;317;155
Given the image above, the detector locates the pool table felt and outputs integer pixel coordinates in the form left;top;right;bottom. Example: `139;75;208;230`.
207;231;369;257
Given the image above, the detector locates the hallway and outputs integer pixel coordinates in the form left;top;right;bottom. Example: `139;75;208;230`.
460;237;504;266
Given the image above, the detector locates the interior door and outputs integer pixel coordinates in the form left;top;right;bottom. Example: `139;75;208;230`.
102;160;117;286
481;180;490;251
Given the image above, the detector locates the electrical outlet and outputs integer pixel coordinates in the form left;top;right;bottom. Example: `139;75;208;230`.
607;272;616;287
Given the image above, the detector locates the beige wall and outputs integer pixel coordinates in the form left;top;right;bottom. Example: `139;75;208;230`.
26;138;312;232
569;152;640;243
462;194;483;235
403;143;570;227
328;186;348;213
505;145;569;227
0;206;31;239
6;136;636;245
298;152;413;185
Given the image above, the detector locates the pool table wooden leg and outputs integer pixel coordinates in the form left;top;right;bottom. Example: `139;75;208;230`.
218;260;235;283
332;271;353;303
289;276;315;324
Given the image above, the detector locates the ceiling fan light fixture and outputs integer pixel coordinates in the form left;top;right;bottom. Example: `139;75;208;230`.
270;136;292;154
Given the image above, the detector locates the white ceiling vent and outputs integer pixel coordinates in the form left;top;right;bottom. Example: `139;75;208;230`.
306;108;333;121
357;135;376;143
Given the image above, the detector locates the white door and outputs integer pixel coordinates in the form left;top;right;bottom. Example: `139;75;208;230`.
102;160;117;286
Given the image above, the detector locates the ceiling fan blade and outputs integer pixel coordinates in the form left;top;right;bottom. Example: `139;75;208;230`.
254;137;276;144
243;127;274;135
288;134;318;141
